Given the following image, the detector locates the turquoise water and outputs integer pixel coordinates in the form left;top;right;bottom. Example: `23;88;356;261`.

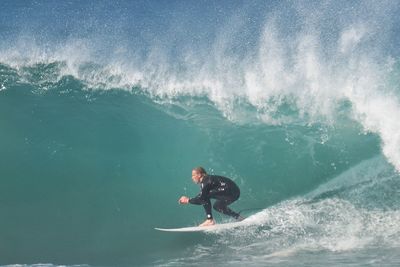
1;1;400;266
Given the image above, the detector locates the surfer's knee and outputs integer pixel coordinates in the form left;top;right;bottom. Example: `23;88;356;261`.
213;202;224;212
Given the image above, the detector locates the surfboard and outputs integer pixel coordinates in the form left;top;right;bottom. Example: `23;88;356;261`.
155;219;248;232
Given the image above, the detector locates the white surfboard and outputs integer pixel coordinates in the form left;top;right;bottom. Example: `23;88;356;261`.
155;219;249;232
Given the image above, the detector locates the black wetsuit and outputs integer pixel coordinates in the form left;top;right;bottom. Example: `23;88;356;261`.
188;175;241;220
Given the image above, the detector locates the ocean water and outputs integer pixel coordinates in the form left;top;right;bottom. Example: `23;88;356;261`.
1;0;400;266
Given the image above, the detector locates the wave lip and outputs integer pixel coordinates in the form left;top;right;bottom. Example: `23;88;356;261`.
1;2;399;172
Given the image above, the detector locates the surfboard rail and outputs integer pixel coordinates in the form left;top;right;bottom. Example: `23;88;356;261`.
155;219;249;232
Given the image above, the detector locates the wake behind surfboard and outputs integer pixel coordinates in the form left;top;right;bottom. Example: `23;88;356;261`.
155;218;249;232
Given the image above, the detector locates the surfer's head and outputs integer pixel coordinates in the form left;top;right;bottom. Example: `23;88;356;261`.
192;167;207;184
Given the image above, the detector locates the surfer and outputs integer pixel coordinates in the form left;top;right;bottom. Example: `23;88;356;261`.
179;167;244;226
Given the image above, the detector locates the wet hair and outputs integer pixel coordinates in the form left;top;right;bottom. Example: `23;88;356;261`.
193;166;207;176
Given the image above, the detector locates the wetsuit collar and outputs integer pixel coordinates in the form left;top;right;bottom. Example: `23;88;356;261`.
199;175;206;183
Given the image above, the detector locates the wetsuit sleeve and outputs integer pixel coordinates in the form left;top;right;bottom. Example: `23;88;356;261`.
188;179;212;205
188;193;205;205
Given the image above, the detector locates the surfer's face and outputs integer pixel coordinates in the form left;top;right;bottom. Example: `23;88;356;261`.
192;170;202;184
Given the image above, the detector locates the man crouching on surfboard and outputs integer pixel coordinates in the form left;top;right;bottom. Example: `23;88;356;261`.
178;167;244;227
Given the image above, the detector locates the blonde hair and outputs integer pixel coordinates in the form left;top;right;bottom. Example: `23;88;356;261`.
193;166;207;176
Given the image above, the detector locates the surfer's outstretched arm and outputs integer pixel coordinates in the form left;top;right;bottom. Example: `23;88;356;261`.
178;194;208;205
187;194;207;205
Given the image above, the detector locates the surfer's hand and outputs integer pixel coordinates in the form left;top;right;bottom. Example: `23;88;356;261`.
179;196;189;204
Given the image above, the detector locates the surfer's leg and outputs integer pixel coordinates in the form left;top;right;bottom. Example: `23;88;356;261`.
213;198;241;219
210;188;241;219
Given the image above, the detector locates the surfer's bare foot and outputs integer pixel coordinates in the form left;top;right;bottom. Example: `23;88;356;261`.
199;219;215;227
